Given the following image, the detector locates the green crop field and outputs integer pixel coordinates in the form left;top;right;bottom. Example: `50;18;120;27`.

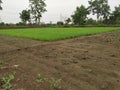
0;27;120;41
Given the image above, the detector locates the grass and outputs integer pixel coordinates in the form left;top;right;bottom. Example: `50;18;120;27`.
37;74;62;90
0;27;120;41
0;73;15;90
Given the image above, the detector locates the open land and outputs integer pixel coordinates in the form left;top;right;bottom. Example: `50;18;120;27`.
0;28;120;90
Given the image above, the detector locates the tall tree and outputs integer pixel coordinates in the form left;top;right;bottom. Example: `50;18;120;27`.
29;0;47;24
88;0;110;20
20;9;31;24
71;5;90;25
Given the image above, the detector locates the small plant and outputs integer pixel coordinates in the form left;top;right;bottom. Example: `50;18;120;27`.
0;66;7;70
0;60;4;65
1;73;15;90
48;78;62;90
37;74;62;90
0;60;7;71
36;74;46;84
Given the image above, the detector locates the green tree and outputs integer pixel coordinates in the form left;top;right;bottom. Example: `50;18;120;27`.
65;18;71;25
71;5;90;25
29;0;47;24
20;9;31;24
86;18;97;25
109;5;120;24
88;0;110;20
0;0;2;10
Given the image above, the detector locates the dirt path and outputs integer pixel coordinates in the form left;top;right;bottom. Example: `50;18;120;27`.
0;30;120;90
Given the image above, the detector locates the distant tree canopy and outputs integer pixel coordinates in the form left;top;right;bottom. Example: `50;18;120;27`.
71;5;90;25
109;5;120;24
65;18;71;25
29;0;47;24
20;9;31;24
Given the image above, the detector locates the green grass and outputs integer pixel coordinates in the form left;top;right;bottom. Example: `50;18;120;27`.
0;27;120;41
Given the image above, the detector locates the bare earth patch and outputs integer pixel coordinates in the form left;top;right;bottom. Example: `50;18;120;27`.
0;30;120;90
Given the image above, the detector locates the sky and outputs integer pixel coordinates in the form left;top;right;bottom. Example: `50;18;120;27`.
0;0;120;23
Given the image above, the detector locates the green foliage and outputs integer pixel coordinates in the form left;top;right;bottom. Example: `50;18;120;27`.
20;9;31;24
36;74;46;84
0;0;2;10
49;78;62;90
86;18;97;25
0;27;120;41
0;60;7;70
0;73;15;90
57;21;64;26
88;0;110;20
36;74;62;90
0;60;4;64
71;5;90;25
109;5;120;24
0;66;7;70
65;18;71;25
29;0;47;24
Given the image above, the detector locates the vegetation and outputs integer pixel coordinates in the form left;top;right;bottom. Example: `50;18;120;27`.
0;60;7;71
0;27;120;41
88;0;110;20
71;5;90;25
0;0;2;10
109;5;120;24
0;0;120;26
29;0;47;24
0;73;15;90
20;9;31;24
37;74;62;90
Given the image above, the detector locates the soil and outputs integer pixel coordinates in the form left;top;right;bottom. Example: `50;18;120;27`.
0;30;120;90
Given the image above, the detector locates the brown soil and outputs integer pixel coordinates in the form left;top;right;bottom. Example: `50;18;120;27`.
0;30;120;90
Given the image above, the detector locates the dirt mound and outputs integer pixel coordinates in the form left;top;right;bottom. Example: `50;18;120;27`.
0;30;120;90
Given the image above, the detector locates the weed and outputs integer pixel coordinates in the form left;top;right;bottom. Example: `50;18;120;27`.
37;74;62;90
0;66;7;70
48;78;62;90
0;73;15;90
0;60;4;65
36;74;46;84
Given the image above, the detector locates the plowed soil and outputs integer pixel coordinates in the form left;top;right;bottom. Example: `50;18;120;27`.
0;30;120;90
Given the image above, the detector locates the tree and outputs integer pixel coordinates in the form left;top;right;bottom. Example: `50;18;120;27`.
0;0;2;10
20;9;31;24
88;0;110;20
71;5;90;25
65;18;71;25
109;5;120;24
29;0;47;24
86;18;97;25
57;21;64;26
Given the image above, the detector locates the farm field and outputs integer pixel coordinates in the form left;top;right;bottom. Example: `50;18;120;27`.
0;28;120;90
0;27;120;41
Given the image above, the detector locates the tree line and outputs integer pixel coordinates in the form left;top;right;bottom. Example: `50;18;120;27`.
0;0;120;26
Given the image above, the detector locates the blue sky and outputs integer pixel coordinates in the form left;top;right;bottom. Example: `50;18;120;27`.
0;0;120;23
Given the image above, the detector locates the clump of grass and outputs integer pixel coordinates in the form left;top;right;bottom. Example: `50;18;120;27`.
49;77;62;90
0;60;4;65
36;74;62;90
0;60;7;71
0;66;7;70
0;73;15;90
